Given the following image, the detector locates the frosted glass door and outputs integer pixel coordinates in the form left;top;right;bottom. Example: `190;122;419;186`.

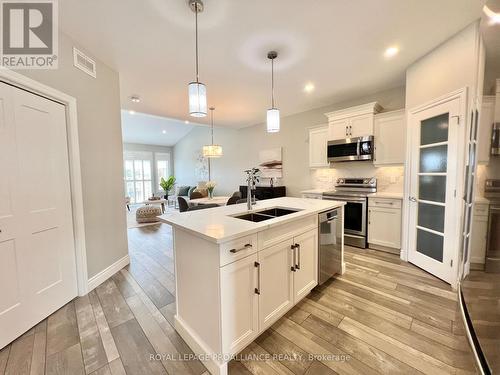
408;95;461;284
416;113;448;262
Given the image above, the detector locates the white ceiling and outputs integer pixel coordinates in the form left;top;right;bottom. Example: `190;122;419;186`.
60;0;484;128
121;111;197;146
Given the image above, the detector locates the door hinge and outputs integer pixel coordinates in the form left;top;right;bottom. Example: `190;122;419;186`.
451;115;460;125
454;190;457;198
450;259;453;267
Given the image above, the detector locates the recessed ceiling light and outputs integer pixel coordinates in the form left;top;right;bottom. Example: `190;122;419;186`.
162;130;167;134
129;110;135;115
484;5;500;24
184;120;189;124
384;46;399;58
304;82;315;93
130;95;141;103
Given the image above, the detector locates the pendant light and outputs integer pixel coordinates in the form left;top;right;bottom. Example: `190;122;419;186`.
266;51;280;133
203;107;223;158
188;0;207;117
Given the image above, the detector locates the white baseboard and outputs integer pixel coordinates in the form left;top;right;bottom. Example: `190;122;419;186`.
86;254;130;293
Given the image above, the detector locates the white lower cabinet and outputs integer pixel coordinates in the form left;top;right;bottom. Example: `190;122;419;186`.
220;228;318;355
470;203;489;265
220;253;259;355
292;230;318;302
258;239;294;330
367;198;402;251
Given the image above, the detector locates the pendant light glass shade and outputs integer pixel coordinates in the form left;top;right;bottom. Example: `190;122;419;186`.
188;82;207;117
202;144;223;158
266;108;280;133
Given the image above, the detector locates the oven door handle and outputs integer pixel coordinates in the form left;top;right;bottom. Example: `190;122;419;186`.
323;196;366;202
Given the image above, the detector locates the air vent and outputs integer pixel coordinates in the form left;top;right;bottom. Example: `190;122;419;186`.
73;47;96;78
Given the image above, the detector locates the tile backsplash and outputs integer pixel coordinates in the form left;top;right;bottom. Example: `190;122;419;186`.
310;163;405;192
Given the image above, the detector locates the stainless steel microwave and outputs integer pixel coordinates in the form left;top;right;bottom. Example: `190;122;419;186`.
327;135;374;163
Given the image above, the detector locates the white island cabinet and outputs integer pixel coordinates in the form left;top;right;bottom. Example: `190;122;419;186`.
159;197;345;375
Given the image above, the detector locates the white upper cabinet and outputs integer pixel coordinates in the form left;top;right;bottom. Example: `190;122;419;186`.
325;102;382;140
308;126;328;168
478;96;495;164
373;109;406;165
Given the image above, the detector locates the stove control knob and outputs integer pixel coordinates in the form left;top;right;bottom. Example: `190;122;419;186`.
338;178;344;184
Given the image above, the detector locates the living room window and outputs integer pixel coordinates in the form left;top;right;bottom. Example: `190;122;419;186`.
124;159;152;203
156;153;171;190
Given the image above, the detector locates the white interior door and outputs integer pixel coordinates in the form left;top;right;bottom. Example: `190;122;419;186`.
407;97;460;284
0;82;77;349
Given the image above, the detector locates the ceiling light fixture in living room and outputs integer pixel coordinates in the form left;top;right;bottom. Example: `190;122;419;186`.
203;107;223;158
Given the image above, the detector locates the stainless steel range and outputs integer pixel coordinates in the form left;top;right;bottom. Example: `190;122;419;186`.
322;178;377;248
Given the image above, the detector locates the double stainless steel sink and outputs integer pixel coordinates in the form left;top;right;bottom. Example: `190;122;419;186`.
231;207;302;222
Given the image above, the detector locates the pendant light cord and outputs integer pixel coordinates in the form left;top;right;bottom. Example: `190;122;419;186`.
271;58;275;108
210;108;214;144
195;6;199;83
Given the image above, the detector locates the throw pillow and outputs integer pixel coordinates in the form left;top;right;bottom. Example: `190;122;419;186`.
177;186;190;196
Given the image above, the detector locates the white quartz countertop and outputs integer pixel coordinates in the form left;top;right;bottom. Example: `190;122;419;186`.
300;189;326;195
367;192;404;199
158;197;345;244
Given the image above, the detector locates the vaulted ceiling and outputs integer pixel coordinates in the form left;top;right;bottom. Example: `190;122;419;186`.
60;0;484;128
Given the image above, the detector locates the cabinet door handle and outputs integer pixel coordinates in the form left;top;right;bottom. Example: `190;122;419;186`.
295;243;301;270
229;243;252;253
290;244;296;271
349;125;352;137
254;261;260;295
409;196;417;202
345;125;348;137
368;209;371;225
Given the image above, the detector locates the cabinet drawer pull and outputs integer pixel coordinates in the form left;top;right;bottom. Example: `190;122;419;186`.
290;244;296;271
254;261;260;295
375;200;394;205
229;243;252;253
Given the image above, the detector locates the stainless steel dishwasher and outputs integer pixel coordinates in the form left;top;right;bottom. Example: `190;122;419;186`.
318;208;343;285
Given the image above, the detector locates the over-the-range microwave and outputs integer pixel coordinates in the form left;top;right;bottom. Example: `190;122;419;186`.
327;135;374;163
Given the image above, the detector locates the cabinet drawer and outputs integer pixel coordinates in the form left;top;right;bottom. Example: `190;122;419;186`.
368;197;402;209
259;216;318;249
220;234;258;267
473;203;489;217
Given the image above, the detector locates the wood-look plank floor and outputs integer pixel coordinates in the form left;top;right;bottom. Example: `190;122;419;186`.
0;224;477;375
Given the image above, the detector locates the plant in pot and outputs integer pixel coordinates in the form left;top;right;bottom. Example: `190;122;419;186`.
160;176;176;199
206;181;216;199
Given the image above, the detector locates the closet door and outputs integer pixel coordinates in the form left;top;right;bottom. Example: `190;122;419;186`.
0;82;77;349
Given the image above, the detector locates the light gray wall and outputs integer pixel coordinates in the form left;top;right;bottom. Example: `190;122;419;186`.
406;22;480;109
20;31;128;279
174;86;405;197
123;143;174;196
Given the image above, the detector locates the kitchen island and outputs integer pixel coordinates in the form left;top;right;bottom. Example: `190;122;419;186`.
158;197;345;375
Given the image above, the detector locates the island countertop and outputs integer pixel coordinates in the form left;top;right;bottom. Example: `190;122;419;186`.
158;197;345;244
